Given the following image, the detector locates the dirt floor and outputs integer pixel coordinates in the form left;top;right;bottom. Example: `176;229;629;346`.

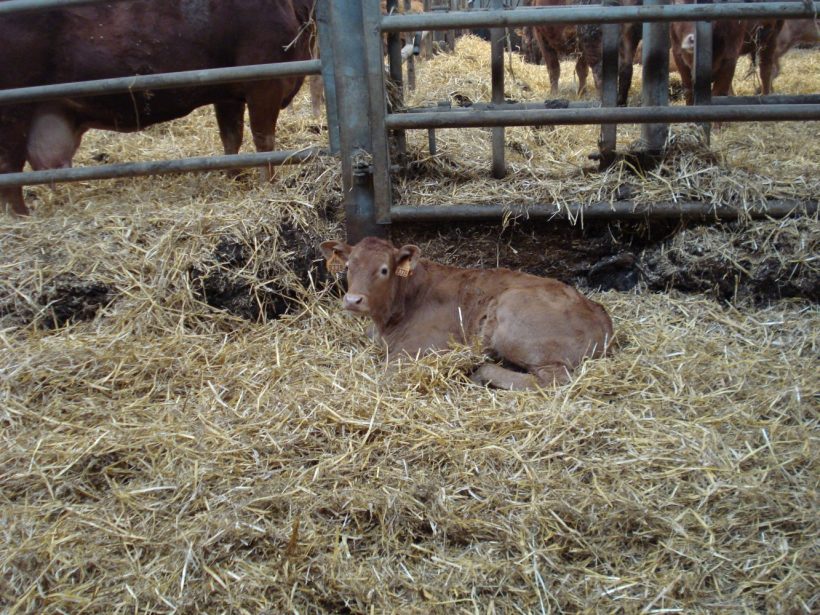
1;36;818;614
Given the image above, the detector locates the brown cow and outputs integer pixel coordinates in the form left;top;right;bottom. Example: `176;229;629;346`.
575;0;643;106
670;0;783;104
530;0;589;96
530;0;642;105
0;0;315;215
321;237;613;390
771;17;819;80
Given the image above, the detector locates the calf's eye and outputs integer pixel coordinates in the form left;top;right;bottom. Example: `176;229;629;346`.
380;266;389;276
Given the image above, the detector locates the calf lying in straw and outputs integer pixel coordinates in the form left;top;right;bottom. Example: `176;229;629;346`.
321;237;613;390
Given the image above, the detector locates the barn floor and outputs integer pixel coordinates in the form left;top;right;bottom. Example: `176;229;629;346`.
1;37;818;613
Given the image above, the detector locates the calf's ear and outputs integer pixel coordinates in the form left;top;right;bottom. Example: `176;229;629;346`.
395;244;420;278
319;240;351;274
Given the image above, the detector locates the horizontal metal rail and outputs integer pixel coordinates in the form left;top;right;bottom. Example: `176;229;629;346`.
0;148;325;188
390;200;818;222
711;94;820;106
0;0;129;14
403;95;820;115
381;2;820;30
387;104;820;128
0;60;322;106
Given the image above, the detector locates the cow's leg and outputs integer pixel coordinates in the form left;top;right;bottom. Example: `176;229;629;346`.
756;24;781;94
309;75;325;119
534;31;561;95
245;83;287;182
575;55;590;96
617;30;640;106
1;123;28;215
471;364;538;391
214;101;245;180
532;363;572;387
214;101;245;156
712;57;738;98
672;49;694;105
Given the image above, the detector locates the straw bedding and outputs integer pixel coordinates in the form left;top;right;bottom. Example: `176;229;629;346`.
1;36;818;613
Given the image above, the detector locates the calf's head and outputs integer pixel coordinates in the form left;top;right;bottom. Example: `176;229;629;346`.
320;237;420;320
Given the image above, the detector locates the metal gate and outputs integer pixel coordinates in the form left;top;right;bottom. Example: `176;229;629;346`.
1;0;818;240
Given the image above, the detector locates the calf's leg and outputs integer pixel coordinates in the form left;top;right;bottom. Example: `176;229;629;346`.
471;364;538;391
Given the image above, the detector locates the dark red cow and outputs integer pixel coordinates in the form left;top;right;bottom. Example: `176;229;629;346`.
0;0;315;215
321;237;614;390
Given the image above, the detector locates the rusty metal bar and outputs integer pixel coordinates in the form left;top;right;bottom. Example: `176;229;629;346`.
386;103;820;128
490;0;506;179
380;2;820;30
390;200;818;222
0;61;322;106
0;148;325;188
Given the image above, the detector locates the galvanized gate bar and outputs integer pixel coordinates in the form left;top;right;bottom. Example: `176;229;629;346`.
328;0;382;240
386;104;820;128
599;0;620;167
386;0;408;162
390;200;818;221
490;0;506;178
362;0;394;226
641;0;670;156
0;148;325;188
694;8;713;141
380;2;819;30
0;0;129;14
315;0;341;154
0;61;322;106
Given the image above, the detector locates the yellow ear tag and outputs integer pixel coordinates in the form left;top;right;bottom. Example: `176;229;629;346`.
396;263;412;278
327;253;346;275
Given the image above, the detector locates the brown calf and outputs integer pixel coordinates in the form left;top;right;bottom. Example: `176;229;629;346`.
321;237;614;391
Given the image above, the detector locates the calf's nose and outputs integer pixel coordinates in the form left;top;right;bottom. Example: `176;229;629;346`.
343;293;365;310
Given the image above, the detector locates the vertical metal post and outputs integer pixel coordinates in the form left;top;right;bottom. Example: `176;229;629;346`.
445;1;456;50
314;0;340;154
641;0;670;159
362;0;394;226
599;0;620;169
405;0;416;91
423;0;435;56
490;0;506;178
694;3;713;143
386;0;407;162
328;0;387;240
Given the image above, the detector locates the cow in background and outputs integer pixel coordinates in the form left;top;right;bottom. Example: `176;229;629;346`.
321;237;613;390
530;0;589;95
1;0;315;215
771;17;819;81
670;0;783;103
529;0;643;105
